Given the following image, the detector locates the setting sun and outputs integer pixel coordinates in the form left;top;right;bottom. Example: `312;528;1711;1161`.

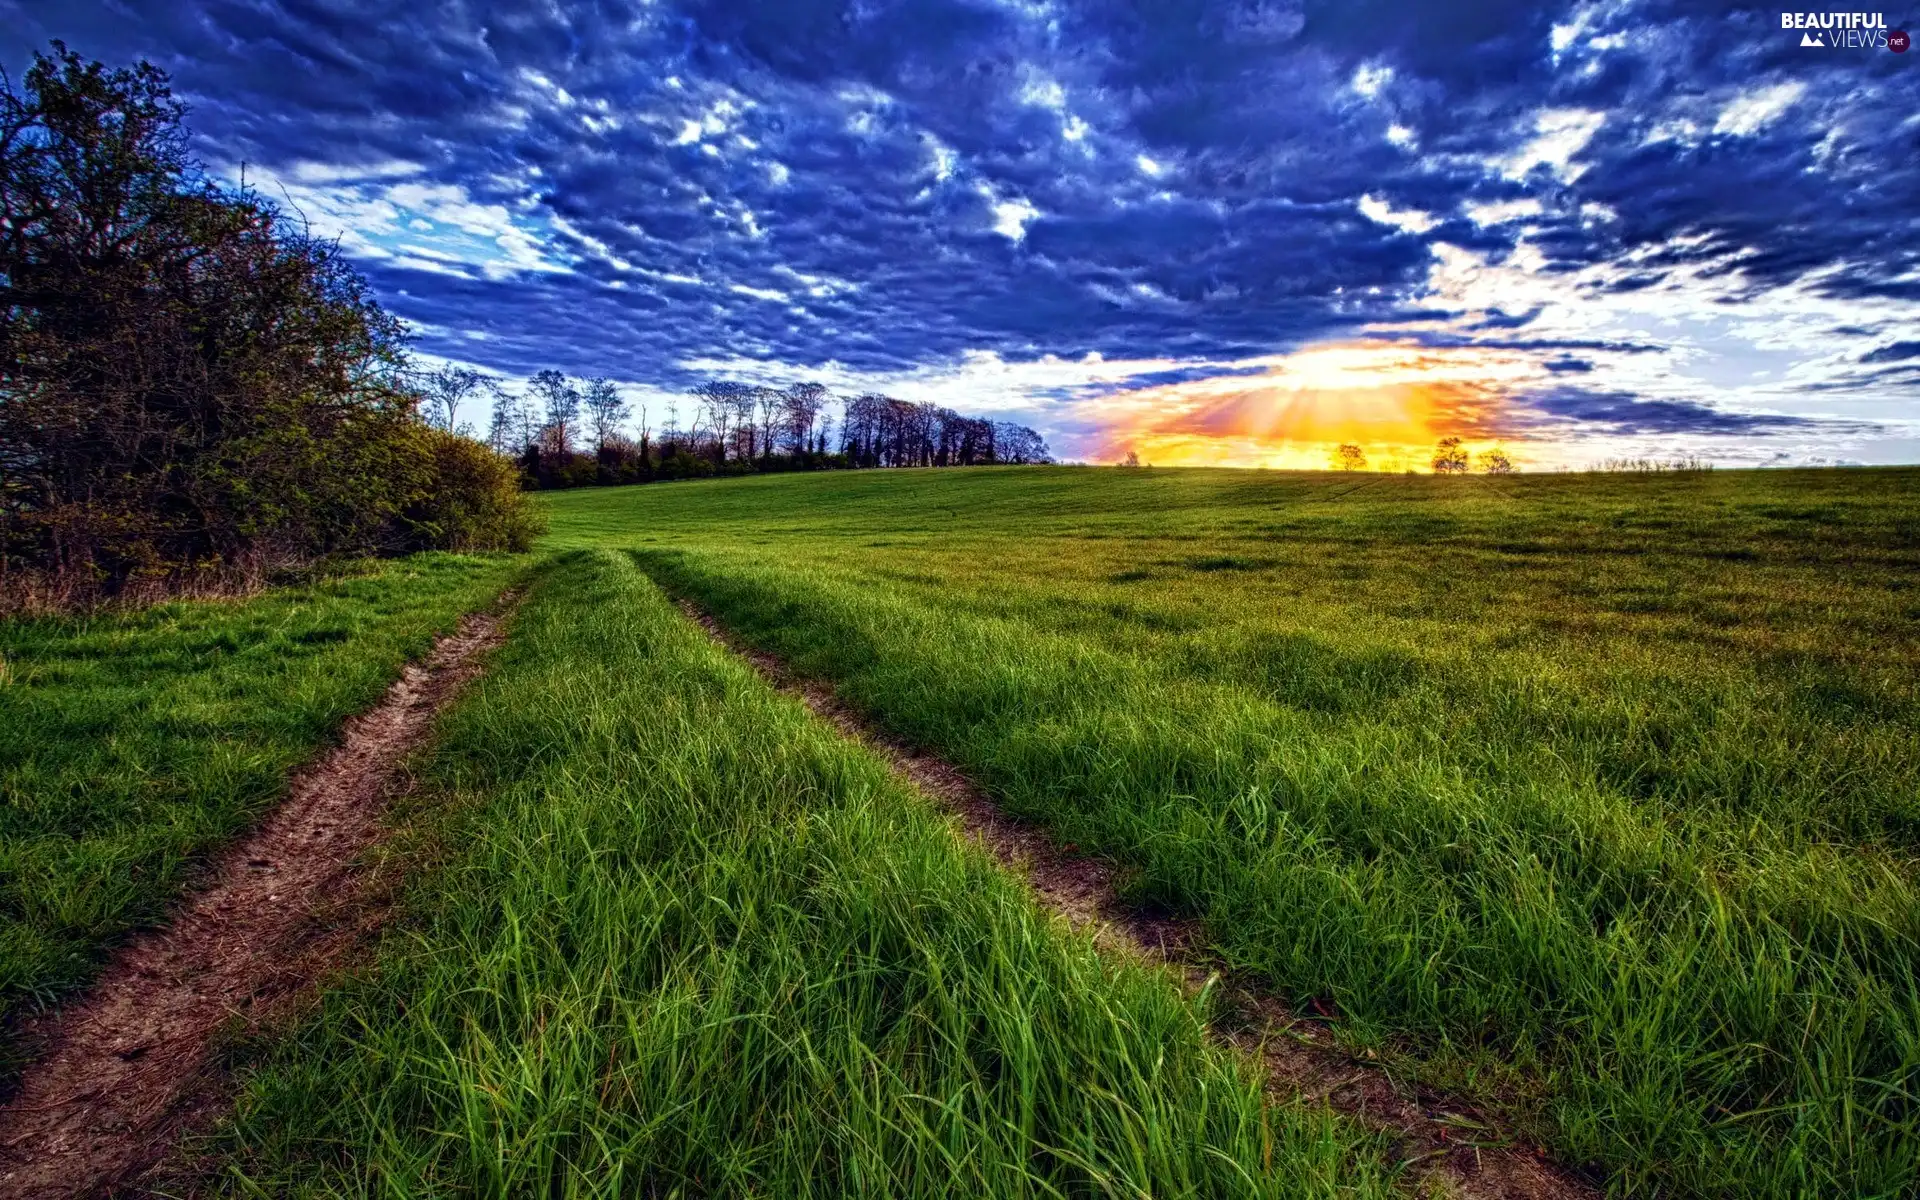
1092;341;1534;470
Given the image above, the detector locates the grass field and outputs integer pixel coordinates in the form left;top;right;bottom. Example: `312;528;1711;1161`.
0;552;523;1052
7;464;1916;1197
540;465;1920;1198
206;550;1394;1197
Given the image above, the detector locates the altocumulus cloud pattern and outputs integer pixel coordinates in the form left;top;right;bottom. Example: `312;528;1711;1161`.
4;0;1915;467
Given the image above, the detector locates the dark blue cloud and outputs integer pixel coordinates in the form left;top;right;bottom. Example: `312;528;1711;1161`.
1;0;1912;438
1522;387;1826;435
1863;342;1920;364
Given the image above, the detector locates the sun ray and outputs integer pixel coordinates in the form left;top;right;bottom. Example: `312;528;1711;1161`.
1092;341;1534;469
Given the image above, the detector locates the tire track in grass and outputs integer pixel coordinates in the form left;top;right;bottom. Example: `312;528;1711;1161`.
0;594;519;1200
678;598;1597;1200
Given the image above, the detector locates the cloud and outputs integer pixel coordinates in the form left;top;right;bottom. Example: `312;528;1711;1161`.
1520;387;1822;435
1862;342;1920;365
2;0;1910;465
1713;82;1806;138
1503;110;1606;181
1358;195;1438;235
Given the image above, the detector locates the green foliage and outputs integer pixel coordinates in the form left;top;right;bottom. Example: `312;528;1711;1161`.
0;552;522;1050
0;45;535;601
543;464;1920;1198
209;551;1393;1198
402;428;546;553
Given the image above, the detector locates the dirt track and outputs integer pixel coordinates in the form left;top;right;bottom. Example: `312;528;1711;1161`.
680;599;1597;1200
0;603;512;1200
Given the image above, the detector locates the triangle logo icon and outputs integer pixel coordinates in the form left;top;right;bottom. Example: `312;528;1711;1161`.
1801;30;1824;46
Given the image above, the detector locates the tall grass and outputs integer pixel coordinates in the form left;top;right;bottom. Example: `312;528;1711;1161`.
0;552;523;1044
208;550;1392;1197
537;465;1920;1198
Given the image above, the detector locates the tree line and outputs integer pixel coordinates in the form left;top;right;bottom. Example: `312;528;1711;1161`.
1;46;539;607
482;373;1052;490
1329;438;1514;474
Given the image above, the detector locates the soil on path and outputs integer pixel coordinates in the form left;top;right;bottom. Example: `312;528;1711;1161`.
0;602;514;1200
681;600;1598;1200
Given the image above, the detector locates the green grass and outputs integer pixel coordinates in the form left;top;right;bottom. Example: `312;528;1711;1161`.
542;465;1920;1198
0;552;522;1043
205;550;1394;1198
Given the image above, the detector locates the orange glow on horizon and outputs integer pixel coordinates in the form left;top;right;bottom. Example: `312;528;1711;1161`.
1091;341;1535;471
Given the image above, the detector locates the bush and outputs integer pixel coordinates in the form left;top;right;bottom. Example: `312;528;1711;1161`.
403;429;545;553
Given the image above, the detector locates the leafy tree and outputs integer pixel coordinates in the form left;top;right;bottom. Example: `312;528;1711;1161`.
1431;437;1469;474
1333;443;1366;471
1477;448;1515;475
0;45;537;598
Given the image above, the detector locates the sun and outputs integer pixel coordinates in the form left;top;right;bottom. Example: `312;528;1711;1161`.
1092;341;1532;470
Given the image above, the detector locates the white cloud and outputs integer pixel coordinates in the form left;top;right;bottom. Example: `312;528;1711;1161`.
287;159;423;185
1357;194;1437;235
926;135;959;182
775;264;859;297
730;283;788;302
517;69;574;108
1019;75;1067;109
1464;198;1543;227
1401;229;1920;453
245;165;569;278
1351;63;1393;99
1503;109;1606;181
992;198;1040;241
1714;81;1807;137
971;180;1041;242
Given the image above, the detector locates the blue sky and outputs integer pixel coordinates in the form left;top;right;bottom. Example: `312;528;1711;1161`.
5;0;1916;467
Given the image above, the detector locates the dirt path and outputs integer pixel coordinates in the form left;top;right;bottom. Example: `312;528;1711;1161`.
681;601;1597;1200
0;601;514;1200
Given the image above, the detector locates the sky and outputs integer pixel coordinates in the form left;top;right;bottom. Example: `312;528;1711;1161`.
4;0;1917;469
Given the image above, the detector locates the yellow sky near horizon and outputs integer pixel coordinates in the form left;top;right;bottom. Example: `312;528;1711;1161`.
1090;341;1538;470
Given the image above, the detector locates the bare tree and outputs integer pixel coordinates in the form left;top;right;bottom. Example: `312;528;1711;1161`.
691;380;749;462
1333;443;1366;471
420;366;490;435
754;385;784;461
782;382;829;455
485;394;521;456
529;370;581;458
732;387;760;460
993;422;1051;464
582;376;630;454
